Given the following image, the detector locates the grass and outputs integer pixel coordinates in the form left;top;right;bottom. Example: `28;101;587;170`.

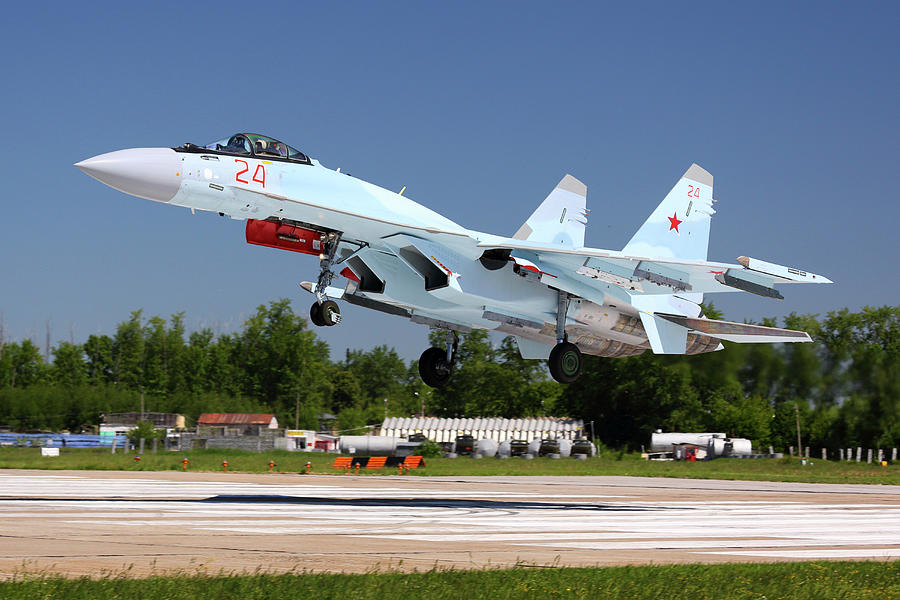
1;562;899;599
0;446;898;484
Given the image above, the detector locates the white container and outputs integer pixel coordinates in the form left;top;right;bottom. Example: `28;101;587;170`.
476;439;498;458
338;436;398;455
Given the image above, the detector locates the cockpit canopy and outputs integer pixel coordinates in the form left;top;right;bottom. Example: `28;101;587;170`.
205;133;310;163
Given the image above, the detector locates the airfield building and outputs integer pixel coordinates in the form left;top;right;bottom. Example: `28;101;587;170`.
99;412;185;437
379;416;584;443
196;413;279;437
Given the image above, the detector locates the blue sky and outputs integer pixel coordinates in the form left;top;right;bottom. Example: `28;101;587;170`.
0;2;897;361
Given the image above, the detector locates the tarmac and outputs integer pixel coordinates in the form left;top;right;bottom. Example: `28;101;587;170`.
1;469;899;577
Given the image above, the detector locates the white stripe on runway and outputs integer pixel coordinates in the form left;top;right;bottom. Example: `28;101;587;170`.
706;549;900;559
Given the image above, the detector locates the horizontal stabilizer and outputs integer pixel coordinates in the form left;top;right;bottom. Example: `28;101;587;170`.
640;312;688;354
656;313;812;344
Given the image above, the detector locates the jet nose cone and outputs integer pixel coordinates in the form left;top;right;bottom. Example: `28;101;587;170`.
76;148;181;203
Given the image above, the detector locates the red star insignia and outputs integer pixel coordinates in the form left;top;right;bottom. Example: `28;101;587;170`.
668;212;682;232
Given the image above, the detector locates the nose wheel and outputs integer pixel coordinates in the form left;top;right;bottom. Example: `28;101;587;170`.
310;299;341;327
548;341;582;384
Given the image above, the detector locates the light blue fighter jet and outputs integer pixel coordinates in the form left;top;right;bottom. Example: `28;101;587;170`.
76;133;832;387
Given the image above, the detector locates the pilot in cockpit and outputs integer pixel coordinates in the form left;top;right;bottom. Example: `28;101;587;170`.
225;135;250;154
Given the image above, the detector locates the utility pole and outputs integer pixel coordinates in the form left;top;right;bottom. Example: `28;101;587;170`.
295;389;300;430
140;386;145;422
45;319;51;363
384;398;388;420
794;403;802;457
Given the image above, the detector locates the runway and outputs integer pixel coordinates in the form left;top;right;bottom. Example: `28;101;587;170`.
1;470;899;577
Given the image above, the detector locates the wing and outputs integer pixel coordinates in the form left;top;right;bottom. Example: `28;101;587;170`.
475;237;832;300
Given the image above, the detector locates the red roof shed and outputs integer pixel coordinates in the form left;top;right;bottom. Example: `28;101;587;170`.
197;413;278;428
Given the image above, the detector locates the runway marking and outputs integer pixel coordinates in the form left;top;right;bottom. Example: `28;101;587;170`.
706;549;900;559
0;474;627;498
526;539;900;551
2;472;899;574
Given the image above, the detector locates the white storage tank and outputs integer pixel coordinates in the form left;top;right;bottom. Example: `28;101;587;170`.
729;438;753;455
476;439;498;457
650;432;726;452
339;436;398;455
497;440;511;457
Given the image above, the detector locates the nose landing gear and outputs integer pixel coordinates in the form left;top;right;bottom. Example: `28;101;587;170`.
310;299;341;327
308;231;343;328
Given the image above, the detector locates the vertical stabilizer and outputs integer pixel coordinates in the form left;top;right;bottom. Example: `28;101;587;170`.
622;164;714;261
513;174;588;248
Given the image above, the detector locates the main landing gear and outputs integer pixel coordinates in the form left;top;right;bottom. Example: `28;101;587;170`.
548;290;583;384
309;231;342;327
419;331;458;388
549;341;582;384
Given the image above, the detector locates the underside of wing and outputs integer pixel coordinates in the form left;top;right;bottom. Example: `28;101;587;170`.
655;313;813;343
476;238;832;300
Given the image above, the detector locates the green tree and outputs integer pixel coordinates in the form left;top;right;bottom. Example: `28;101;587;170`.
345;345;411;414
234;299;331;424
329;369;363;412
126;420;164;445
52;342;87;387
83;334;114;385
112;310;145;388
0;341;47;389
561;354;700;449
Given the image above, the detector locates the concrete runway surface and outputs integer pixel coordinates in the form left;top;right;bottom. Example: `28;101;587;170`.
1;470;899;577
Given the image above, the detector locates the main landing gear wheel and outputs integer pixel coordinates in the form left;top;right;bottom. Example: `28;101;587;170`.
549;341;582;384
419;347;452;388
309;302;326;327
310;300;341;327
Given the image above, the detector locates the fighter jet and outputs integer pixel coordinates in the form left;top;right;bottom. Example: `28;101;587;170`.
76;133;832;387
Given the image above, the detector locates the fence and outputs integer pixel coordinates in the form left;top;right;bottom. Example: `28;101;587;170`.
0;433;128;448
787;446;898;463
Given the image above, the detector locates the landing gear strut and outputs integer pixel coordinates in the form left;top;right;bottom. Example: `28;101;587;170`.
309;232;342;327
548;290;583;384
419;331;458;388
